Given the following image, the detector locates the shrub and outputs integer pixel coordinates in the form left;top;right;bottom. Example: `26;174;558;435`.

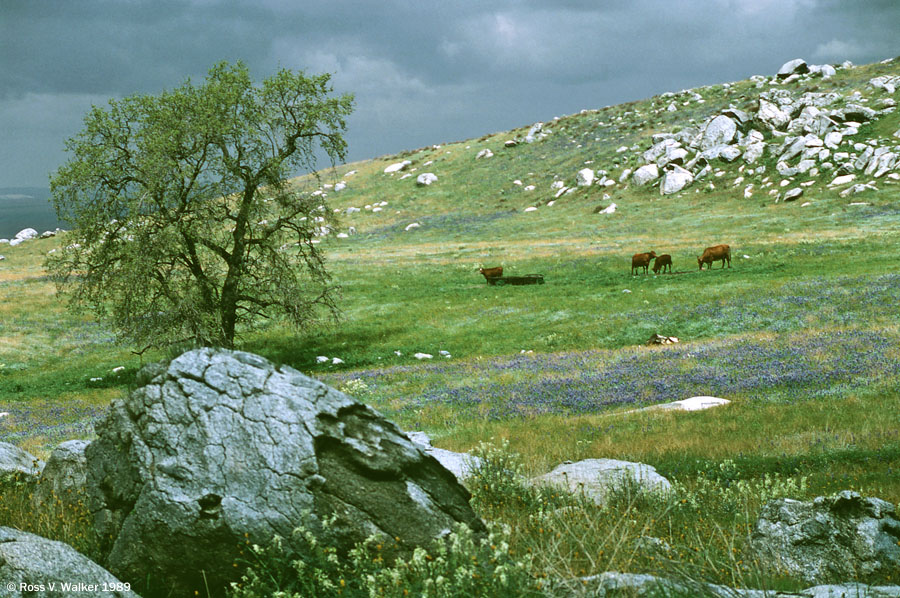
227;519;543;598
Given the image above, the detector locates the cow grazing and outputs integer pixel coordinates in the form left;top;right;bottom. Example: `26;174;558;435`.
478;266;503;283
697;244;731;270
631;251;657;275
652;254;672;274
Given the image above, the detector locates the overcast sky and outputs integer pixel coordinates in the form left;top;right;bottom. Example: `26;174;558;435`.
1;0;898;188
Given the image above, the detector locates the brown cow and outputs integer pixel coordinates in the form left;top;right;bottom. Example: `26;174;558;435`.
652;254;672;274
697;244;731;270
631;251;657;275
478;266;503;283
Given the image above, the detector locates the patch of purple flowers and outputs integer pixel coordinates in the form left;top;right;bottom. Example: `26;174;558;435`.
325;329;900;421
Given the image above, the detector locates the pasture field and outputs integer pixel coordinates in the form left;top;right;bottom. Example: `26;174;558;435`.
2;58;900;591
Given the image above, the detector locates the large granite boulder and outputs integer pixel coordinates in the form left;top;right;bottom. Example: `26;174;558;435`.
701;115;737;150
85;348;484;597
747;491;900;584
531;459;671;506
32;440;89;511
778;58;809;78
631;164;660;186
0;527;139;597
659;166;693;195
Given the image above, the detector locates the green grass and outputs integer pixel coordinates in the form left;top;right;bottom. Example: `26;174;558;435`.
2;57;900;595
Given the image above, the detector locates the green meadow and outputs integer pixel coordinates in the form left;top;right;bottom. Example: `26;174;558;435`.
2;58;899;592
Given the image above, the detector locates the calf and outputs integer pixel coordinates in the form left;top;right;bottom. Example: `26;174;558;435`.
478;266;503;283
697;244;731;270
652;254;672;274
631;251;657;275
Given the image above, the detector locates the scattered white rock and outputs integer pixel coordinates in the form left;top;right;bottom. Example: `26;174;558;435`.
384;160;411;174
476;149;493;159
331;358;344;365
662;396;730;412
525;122;543;143
576;168;595;186
829;174;857;186
783;188;804;202
416;173;438;186
404;222;420;231
632;164;660;186
316;356;329;364
524;185;536;191
524;206;538;212
333;182;347;192
413;353;433;360
598;203;616;214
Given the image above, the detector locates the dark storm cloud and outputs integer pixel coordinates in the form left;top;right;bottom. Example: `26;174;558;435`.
1;0;898;186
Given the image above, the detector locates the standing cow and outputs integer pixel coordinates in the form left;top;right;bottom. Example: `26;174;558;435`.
697;244;731;270
652;254;672;274
478;266;503;284
631;251;657;275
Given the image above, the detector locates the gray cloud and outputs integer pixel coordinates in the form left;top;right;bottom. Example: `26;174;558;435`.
1;0;898;187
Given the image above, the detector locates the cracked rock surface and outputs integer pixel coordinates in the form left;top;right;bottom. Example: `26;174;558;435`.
747;491;900;584
85;348;483;597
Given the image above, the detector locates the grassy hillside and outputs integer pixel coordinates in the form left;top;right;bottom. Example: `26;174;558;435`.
1;57;899;591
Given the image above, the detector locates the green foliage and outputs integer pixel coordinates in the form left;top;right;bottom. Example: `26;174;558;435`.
47;61;354;350
228;519;542;598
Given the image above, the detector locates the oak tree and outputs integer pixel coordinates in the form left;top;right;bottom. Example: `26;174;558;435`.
48;62;354;349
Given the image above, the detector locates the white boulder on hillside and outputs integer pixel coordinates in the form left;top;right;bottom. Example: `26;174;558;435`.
660;165;693;195
384;160;411;173
416;172;438;186
576;168;595;186
701;115;737;150
777;58;809;78
632;164;660;186
525;122;543;143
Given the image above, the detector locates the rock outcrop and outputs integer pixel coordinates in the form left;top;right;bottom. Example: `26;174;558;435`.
0;527;139;597
85;348;484;597
747;491;900;584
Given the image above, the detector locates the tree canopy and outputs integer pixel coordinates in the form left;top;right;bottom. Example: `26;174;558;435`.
47;62;354;350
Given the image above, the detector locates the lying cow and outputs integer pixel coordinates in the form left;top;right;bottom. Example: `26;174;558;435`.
478;266;503;283
697;244;731;270
631;251;657;275
652;254;672;274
